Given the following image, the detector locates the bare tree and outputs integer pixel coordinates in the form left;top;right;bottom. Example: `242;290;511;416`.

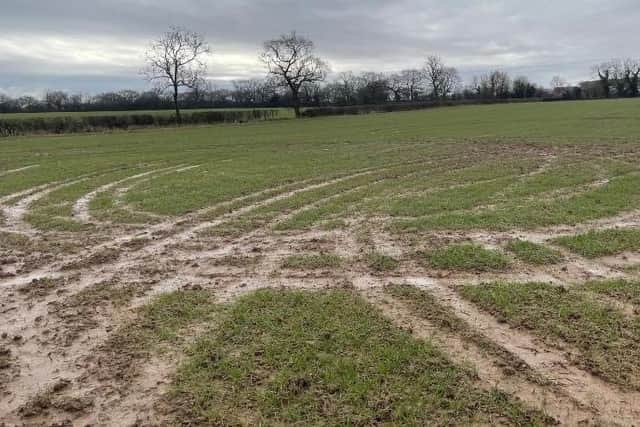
593;62;612;98
261;31;329;118
144;26;211;124
334;72;359;105
44;90;69;111
550;76;568;90
400;69;424;101
623;59;640;97
387;73;406;101
424;55;460;100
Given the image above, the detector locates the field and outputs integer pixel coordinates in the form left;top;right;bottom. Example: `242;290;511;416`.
1;98;640;425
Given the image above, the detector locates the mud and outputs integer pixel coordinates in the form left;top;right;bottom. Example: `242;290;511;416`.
2;152;640;425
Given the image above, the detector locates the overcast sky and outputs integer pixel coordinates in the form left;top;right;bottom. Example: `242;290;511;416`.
1;0;638;96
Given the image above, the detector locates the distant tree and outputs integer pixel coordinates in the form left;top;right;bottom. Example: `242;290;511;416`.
550;76;568;90
610;60;628;96
512;76;537;98
387;73;406;101
424;55;460;100
622;59;640;97
143;26;211;124
593;62;612;98
44;90;69;111
473;71;511;99
356;72;390;104
261;31;329;118
331;72;360;105
399;69;424;101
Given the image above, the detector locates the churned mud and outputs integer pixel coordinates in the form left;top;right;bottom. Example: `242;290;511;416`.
2;161;640;426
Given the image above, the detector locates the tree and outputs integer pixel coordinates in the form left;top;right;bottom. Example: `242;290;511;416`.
356;72;390;104
261;31;329;118
550;76;568;90
387;73;406;101
400;69;424;101
622;59;640;97
424;55;460;100
593;62;612;98
144;26;211;124
512;76;537;98
44;90;69;111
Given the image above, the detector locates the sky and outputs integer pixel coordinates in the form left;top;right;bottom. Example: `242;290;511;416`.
1;0;638;97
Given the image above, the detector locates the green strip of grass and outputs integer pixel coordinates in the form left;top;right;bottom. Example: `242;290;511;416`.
281;253;343;270
553;228;640;258
169;289;550;425
459;281;640;391
506;239;564;265
581;279;640;308
385;284;548;384
364;252;400;272
423;244;510;272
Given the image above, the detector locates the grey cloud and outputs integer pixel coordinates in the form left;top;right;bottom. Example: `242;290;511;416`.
1;0;638;94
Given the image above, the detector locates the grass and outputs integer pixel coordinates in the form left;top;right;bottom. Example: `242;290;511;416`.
168;289;550;425
581;279;640;307
506;239;564;265
2;99;640;232
554;228;640;258
459;281;640;391
281;253;343;270
423;244;510;272
95;289;217;384
385;284;548;384
364;252;400;272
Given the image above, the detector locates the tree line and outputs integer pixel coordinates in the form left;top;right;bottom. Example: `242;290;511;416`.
1;28;639;117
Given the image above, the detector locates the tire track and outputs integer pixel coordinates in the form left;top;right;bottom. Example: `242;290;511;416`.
72;165;187;223
402;276;640;425
358;283;596;425
0;177;91;235
0;165;39;177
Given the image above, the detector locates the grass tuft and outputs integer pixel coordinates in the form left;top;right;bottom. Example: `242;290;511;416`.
554;228;640;258
364;252;400;272
506;239;564;265
281;253;343;270
423;243;510;271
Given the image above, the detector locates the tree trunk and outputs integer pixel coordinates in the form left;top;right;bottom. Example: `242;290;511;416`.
173;85;182;125
292;90;301;118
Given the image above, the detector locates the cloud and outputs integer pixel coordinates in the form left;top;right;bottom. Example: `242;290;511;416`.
1;0;638;94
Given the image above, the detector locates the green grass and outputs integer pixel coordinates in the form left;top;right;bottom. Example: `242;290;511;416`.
281;253;344;270
364;252;400;272
459;281;640;391
553;228;640;258
423;244;511;272
169;289;550;425
385;284;548;384
95;289;217;384
506;239;565;265
581;279;640;307
2;99;640;233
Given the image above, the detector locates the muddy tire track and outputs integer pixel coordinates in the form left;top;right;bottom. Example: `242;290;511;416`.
358;283;597;425
402;276;640;425
72;165;188;223
0;177;90;235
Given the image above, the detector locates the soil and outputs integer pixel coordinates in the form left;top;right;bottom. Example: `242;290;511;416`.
2;165;640;425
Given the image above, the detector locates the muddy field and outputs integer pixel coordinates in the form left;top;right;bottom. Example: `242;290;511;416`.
2;101;640;425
